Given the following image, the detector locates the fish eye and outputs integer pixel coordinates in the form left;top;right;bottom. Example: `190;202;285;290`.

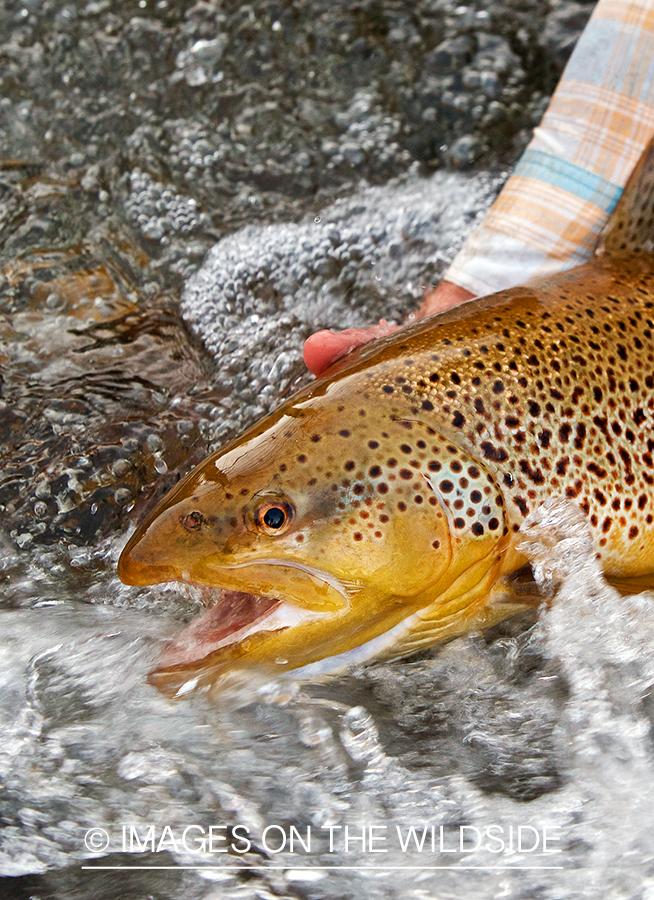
263;506;286;529
250;497;295;536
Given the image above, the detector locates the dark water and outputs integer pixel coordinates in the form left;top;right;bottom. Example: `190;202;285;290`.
8;3;654;900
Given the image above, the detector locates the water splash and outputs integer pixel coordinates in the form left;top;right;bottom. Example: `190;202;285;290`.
181;170;504;445
2;502;654;897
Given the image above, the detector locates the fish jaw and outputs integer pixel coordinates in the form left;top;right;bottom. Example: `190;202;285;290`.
147;581;434;696
152;591;319;671
147;548;520;696
120;531;437;694
119;496;457;693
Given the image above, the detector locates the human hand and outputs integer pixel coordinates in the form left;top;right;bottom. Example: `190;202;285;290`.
303;280;475;376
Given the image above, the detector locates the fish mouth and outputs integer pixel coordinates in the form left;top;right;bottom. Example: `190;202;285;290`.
152;589;320;673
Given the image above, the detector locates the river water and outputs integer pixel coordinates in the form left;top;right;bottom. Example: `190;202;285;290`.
6;2;654;899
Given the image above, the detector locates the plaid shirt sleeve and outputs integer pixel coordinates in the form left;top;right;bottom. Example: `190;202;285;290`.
444;0;654;297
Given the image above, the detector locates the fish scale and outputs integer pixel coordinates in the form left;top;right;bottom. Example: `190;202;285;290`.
118;135;654;692
362;254;654;580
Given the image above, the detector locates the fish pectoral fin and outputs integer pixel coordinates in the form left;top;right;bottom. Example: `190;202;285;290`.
488;564;548;607
380;572;540;662
377;606;473;661
604;572;654;597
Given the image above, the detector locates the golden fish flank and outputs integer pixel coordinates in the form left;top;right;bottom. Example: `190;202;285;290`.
119;137;654;692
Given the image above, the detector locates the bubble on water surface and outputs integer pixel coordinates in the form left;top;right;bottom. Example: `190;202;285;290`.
181;170;504;444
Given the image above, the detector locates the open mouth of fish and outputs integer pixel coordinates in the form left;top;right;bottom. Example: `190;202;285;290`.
155;589;318;670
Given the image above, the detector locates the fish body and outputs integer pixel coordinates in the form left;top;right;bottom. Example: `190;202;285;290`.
119;140;654;693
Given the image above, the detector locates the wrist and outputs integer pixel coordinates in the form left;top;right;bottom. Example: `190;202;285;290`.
418;281;476;318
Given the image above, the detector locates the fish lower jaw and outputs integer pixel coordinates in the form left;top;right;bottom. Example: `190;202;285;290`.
154;588;321;672
287;612;422;678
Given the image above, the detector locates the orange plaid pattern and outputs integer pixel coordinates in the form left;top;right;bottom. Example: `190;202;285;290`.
446;0;654;296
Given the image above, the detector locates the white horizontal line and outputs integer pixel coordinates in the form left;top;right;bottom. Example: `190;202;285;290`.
82;865;565;871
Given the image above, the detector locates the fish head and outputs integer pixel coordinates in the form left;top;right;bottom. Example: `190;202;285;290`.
119;390;510;690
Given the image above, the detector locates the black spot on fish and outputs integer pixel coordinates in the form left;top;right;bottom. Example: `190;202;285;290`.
519;460;544;484
514;496;528;515
574;423;587;449
480;442;508;463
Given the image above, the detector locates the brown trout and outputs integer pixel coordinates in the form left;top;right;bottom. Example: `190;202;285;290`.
119;137;654;693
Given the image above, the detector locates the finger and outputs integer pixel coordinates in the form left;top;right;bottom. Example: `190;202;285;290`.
303;328;376;375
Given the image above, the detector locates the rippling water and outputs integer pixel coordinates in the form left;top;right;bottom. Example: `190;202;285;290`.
6;2;651;899
3;500;654;900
